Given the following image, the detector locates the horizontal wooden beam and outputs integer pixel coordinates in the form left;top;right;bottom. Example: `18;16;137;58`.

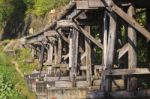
45;76;86;81
76;0;150;9
55;81;72;88
44;31;59;37
104;68;150;76
57;20;74;28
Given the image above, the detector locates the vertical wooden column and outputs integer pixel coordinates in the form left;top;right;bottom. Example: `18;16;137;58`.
103;11;108;68
54;42;57;65
38;45;45;72
47;42;53;65
105;12;117;92
85;26;92;86
47;42;53;74
57;38;62;64
31;48;35;59
127;5;137;91
101;11;108;91
69;28;79;87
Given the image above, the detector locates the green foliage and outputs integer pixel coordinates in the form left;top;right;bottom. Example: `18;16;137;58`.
33;0;69;16
15;48;37;73
0;0;15;26
136;9;146;26
0;53;22;99
23;0;69;16
0;44;36;99
0;0;69;28
0;74;21;99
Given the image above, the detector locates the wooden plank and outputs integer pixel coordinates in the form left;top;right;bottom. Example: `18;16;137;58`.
45;76;86;81
57;29;69;44
85;26;92;86
46;43;53;65
74;25;103;49
88;0;104;8
44;31;58;37
80;52;86;61
104;12;117;92
55;81;72;88
54;43;57;65
26;35;45;44
101;12;108;91
52;64;68;68
39;46;45;72
80;65;103;71
76;81;89;87
127;5;137;91
69;29;79;87
111;3;150;40
118;43;129;59
76;0;105;9
57;38;62;64
57;20;74;28
76;0;89;9
127;5;137;69
103;11;108;68
62;53;69;60
104;68;150;76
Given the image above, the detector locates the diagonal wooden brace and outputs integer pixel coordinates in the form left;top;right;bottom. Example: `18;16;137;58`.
110;3;150;40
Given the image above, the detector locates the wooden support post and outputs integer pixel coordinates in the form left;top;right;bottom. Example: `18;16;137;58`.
39;45;45;72
47;42;53;65
104;12;117;92
127;5;138;91
85;26;92;86
103;11;108;68
101;11;108;91
69;28;79;87
54;42;57;65
31;48;35;59
57;38;62;64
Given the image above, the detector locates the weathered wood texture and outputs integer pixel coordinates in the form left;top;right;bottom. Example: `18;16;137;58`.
22;1;150;98
85;26;92;86
104;12;117;92
127;5;137;91
69;29;79;87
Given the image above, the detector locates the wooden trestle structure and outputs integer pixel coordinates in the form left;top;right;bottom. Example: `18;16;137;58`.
21;0;150;99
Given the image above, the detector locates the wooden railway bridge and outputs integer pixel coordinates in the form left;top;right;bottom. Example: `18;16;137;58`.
21;0;150;99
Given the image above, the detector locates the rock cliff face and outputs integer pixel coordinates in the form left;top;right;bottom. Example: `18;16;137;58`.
0;8;58;40
27;9;58;35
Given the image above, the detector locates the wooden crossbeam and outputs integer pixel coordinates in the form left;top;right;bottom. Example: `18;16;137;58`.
80;52;86;60
26;35;45;44
57;20;74;28
104;68;150;76
45;76;86;81
62;53;69;60
56;29;69;44
118;43;129;59
44;31;59;37
111;3;150;40
74;24;103;49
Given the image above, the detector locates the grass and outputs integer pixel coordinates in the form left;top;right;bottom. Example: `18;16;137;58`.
0;43;37;99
